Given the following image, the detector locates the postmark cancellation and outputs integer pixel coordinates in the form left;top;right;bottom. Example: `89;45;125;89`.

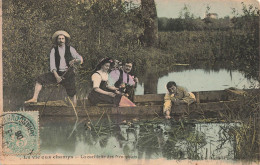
1;111;39;155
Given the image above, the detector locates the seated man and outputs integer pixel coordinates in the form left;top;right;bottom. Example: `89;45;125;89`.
163;81;196;119
108;60;138;101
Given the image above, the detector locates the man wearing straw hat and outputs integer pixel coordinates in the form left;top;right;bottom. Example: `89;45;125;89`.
25;30;83;106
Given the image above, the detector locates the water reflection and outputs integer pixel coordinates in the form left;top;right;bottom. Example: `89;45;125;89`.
40;116;240;160
143;72;159;94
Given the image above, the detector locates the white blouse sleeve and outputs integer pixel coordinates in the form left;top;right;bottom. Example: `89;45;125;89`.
92;73;102;88
70;46;83;64
49;48;57;72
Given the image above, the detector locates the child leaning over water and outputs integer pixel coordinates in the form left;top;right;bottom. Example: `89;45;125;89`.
163;81;196;119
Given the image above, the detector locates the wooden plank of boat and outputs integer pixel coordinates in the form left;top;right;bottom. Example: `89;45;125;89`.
23;89;256;117
24;100;241;117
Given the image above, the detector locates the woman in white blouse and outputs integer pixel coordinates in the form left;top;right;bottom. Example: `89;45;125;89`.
88;58;135;107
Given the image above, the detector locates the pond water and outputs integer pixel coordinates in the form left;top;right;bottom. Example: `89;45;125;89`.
40;116;241;160
136;68;259;95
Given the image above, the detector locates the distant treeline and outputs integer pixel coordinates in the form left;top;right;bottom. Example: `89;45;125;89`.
158;15;259;31
158;2;259;32
158;17;232;31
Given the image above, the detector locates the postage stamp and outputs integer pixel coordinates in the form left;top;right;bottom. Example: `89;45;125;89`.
1;111;39;155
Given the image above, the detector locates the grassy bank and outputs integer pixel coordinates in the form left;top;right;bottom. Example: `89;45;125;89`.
159;30;258;62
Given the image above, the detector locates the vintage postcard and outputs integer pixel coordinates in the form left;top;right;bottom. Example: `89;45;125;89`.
0;0;259;164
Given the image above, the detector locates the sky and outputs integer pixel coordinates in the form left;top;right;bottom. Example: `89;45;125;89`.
130;0;259;18
155;0;259;18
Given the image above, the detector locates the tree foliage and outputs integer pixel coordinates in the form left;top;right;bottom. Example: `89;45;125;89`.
2;0;147;86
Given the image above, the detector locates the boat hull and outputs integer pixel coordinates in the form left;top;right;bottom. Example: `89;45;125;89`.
23;88;257;117
24;100;241;117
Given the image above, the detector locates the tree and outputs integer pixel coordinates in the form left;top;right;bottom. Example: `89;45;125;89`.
259;6;260;81
140;0;158;47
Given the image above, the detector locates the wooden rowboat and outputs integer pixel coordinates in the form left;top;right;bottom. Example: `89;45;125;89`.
24;88;257;117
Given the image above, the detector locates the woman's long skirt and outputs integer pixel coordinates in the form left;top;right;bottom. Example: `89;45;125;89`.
88;90;122;106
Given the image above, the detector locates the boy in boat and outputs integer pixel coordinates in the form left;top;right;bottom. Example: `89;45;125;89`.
163;81;196;119
108;60;138;101
24;30;83;106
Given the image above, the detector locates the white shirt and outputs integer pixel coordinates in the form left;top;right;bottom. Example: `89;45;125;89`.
91;70;108;88
50;45;83;72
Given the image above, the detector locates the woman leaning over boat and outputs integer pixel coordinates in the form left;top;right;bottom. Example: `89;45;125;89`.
88;57;136;107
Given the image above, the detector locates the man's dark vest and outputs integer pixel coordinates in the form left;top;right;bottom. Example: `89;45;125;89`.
114;69;129;88
54;45;73;71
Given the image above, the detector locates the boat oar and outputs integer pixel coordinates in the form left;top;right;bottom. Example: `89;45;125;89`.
84;106;98;134
67;118;86;139
67;96;78;121
67;120;78;139
95;110;105;126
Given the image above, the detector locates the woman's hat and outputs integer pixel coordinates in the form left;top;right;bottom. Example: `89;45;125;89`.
95;57;114;71
52;30;70;43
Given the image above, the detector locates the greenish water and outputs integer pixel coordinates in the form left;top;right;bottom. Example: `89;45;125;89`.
40;116;241;160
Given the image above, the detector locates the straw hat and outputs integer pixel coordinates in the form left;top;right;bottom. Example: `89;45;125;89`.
52;30;70;43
